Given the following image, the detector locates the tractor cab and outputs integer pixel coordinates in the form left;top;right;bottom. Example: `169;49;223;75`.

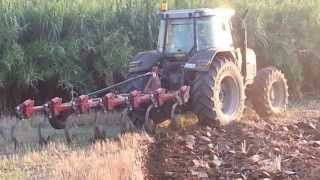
157;8;236;56
128;8;243;91
128;8;242;74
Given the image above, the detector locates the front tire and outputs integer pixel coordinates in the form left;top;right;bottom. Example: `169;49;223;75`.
191;58;245;126
250;67;288;117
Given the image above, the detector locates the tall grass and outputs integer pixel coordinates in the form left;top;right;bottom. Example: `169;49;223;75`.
0;0;319;111
0;0;158;111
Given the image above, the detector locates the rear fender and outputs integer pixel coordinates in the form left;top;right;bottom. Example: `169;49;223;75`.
244;48;257;85
184;48;237;71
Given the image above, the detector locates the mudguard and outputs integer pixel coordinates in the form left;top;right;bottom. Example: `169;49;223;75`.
129;50;162;73
184;48;236;71
245;48;257;84
184;48;257;85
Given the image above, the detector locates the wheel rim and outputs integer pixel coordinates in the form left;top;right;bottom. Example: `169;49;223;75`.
219;76;240;116
270;80;285;108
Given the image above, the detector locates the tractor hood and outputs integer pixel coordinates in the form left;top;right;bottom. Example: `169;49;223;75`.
128;50;162;73
160;8;235;19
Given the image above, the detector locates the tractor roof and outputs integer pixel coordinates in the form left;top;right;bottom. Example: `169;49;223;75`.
160;8;235;19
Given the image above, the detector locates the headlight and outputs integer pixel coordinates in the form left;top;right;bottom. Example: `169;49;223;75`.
129;61;141;68
129;61;142;72
184;61;209;71
184;63;196;69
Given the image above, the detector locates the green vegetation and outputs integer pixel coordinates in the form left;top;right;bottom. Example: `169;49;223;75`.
0;0;319;111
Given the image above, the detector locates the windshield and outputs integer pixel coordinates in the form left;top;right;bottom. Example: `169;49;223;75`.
157;20;166;52
197;17;215;50
158;19;194;54
158;16;233;53
197;16;233;50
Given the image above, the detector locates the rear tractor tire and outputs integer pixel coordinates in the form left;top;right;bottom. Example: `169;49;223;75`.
250;67;289;117
191;58;245;126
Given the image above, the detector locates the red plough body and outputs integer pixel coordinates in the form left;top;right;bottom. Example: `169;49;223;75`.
16;100;44;119
15;70;190;132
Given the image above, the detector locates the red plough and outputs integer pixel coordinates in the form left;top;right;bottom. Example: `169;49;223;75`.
15;70;190;144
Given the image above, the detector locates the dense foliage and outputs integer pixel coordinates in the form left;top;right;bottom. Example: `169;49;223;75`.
0;0;319;112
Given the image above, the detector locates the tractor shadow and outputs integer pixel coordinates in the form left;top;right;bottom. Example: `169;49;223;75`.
0;111;137;156
0;113;147;179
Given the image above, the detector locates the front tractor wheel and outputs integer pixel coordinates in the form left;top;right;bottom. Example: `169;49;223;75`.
250;67;289;117
191;59;245;126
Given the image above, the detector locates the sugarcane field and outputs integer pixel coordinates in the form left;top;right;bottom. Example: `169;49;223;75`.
0;0;320;180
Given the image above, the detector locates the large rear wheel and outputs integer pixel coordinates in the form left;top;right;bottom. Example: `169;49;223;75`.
250;67;288;117
191;58;245;126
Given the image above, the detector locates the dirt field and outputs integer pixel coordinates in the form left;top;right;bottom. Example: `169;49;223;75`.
147;98;320;180
0;98;319;180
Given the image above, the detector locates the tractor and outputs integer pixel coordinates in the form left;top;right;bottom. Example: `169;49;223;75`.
124;7;288;126
15;6;288;142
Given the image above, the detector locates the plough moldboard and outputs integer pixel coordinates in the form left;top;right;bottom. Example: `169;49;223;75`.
15;69;190;144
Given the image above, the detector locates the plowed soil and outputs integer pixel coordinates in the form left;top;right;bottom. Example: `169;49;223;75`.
146;99;320;180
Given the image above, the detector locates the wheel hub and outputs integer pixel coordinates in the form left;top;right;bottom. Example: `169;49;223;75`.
219;76;240;116
270;81;285;108
219;85;226;104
